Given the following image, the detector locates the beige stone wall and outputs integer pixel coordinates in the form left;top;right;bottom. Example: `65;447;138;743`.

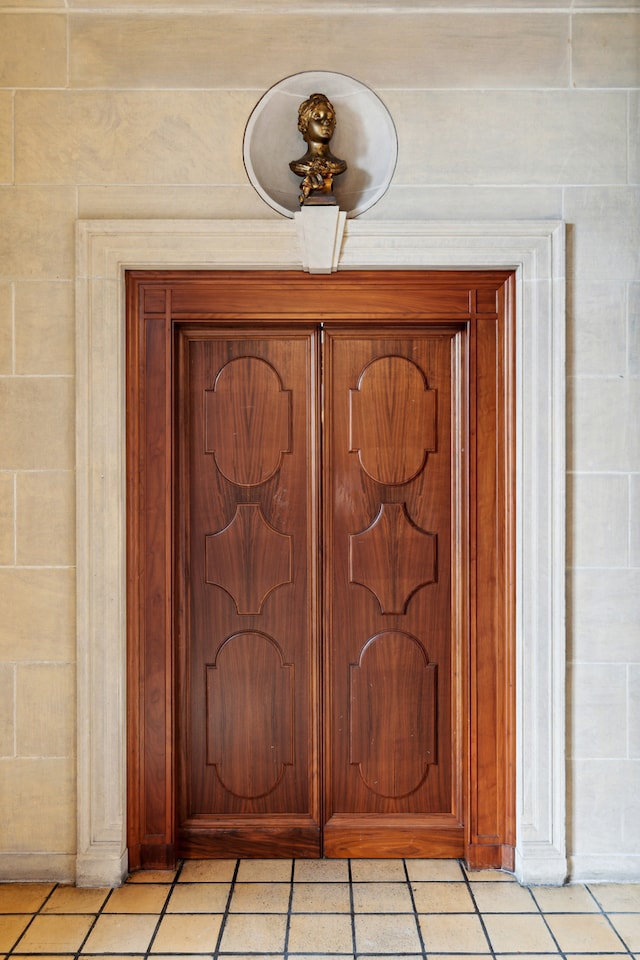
0;0;638;881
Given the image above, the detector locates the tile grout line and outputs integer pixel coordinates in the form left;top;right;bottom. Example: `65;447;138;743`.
525;881;568;960
348;858;357;960
212;858;240;959
142;859;185;959
401;856;428;960
282;857;295;960
71;883;116;960
3;864;640;959
586;882;636;957
460;866;497;960
8;881;61;957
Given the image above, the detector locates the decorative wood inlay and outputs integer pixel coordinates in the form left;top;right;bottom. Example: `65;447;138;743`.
205;356;291;486
205;503;292;615
206;632;294;800
350;355;436;485
349;502;437;614
350;631;437;799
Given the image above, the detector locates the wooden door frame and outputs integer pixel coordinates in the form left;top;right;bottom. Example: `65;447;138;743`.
125;269;516;872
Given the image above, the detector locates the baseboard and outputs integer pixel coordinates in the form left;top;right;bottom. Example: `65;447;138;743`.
0;853;76;883
76;848;128;888
568;854;640;883
514;844;568;886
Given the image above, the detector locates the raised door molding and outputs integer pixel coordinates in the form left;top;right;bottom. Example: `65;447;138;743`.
75;217;566;886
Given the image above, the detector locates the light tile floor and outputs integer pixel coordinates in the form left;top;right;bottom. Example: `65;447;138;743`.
0;859;639;959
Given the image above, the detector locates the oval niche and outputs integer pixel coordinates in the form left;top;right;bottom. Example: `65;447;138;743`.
243;71;398;219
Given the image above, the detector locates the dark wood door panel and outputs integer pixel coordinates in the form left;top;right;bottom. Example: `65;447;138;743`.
175;330;320;858
323;330;463;858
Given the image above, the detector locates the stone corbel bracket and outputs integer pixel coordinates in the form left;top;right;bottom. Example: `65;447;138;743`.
294;205;347;274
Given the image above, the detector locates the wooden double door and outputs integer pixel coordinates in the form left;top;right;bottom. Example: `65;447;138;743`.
127;271;515;871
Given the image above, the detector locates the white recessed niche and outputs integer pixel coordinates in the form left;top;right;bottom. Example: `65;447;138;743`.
243;71;398;219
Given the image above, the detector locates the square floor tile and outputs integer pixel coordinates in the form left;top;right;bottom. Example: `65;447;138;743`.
546;912;628;952
228;882;290;913
355;914;422;954
291;881;351;913
288;913;353;953
166;882;231;913
419;913;490;952
464;867;517;882
13;914;94;953
470;880;538;912
0;883;55;913
219;955;285;960
608;913;640;951
292;955;353;960
219;913;287;953
352;881;414;913
531;884;599;913
151;955;212;960
220;955;285;960
589;883;640;912
0;914;32;951
428;956;491;960
42;886;110;914
411;881;474;913
19;955;77;960
350;860;406;882
127;870;176;883
483;913;559;953
293;859;349;882
79;955;146;960
405;859;466;882
104;883;169;914
235;860;292;883
178;859;236;882
150;913;222;953
365;956;422;960
562;956;637;960
496;956;560;960
82;914;158;953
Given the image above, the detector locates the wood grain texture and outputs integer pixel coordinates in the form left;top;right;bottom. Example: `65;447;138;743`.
324;330;457;857
176;331;319;858
126;270;515;868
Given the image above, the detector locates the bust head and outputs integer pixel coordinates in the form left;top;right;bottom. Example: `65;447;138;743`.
297;93;337;145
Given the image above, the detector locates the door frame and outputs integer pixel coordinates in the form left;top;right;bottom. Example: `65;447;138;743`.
125;270;515;871
75;218;567;887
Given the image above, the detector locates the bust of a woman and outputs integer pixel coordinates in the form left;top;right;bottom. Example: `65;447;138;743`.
289;92;347;204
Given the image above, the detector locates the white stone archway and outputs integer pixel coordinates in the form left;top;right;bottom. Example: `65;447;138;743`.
75;218;566;887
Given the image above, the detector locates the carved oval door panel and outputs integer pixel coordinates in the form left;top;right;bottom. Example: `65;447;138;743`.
206;632;294;799
349;356;436;485
205;357;291;485
350;631;437;798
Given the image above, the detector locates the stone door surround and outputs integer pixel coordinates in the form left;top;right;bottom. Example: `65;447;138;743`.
75;218;566;887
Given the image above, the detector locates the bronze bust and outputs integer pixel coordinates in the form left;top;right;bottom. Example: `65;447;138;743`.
289;93;347;205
